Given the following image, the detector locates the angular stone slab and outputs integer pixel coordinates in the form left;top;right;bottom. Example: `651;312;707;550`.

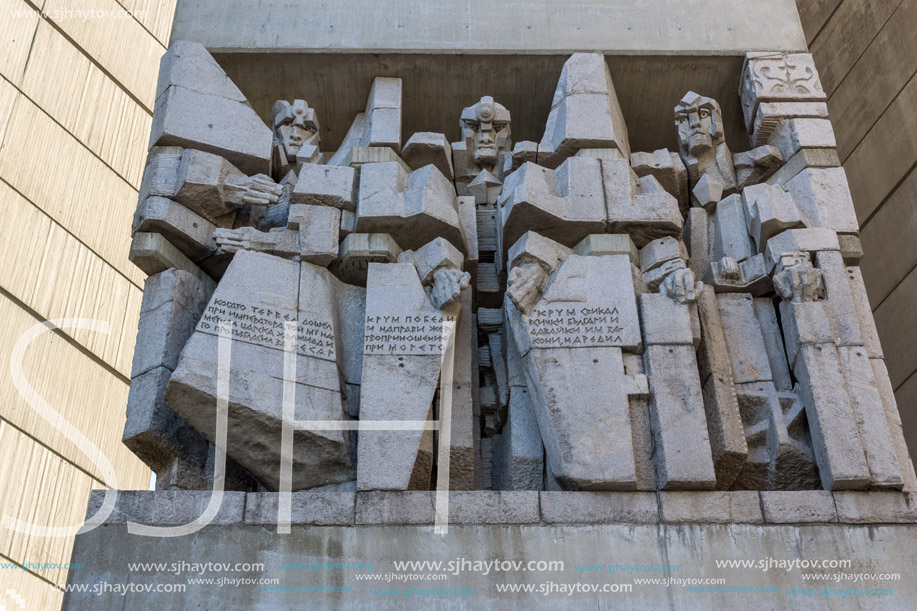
357;262;452;491
165;251;355;491
538;53;630;167
644;343;716;490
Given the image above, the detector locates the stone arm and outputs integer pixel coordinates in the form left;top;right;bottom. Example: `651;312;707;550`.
734;144;783;190
213;226;299;260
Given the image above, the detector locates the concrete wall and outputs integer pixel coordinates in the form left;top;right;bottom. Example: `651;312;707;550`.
0;1;177;607
797;0;917;457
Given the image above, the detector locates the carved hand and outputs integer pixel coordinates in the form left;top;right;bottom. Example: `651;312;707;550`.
773;265;825;303
507;261;547;315
659;267;698;304
242;174;284;206
214;226;258;253
430;267;471;310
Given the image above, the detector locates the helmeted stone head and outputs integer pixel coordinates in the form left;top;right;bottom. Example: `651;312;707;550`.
674;92;724;157
460;96;511;167
271;99;320;172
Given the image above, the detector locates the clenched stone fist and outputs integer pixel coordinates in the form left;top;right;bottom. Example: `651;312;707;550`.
430;267;471;310
507;261;547;315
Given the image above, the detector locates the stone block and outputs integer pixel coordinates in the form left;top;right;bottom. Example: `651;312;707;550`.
350;146;410;172
712;195;755;264
629;394;657;491
838;235;863;265
815;251;862;347
86;490;246;525
836;346;903;489
166;252;355;492
740;52;826;133
760;491;836;523
752;298;793;391
846;266;883;358
784;167;859;235
500;158;607;252
540;492;658;524
492;387;544;491
331;233;403;286
244;492;355;525
133;196;218;263
767;118;836;162
716;293;773;384
359;77;402;152
766;148;841;185
644;344;716;489
639;236;685;273
357;262;447;491
573;233;638;266
631;148;689;214
173;149;252;223
150;85;272;176
538;53;629;167
402;132;453;180
507;230;573;272
734;144;782;190
791;342;871;490
834;492;917;524
660;491;763;523
129;232;215;291
871;358;917;492
604;160;683;247
356;162;465;253
685;207;710;279
639;293;694;346
778;299;832;368
752;101;829;146
411;237;464;284
764;228;839;273
292;163;356;211
294;204;341;265
123;366;209;473
155;40;247;103
742;182;804;253
355;491;539;524
132;269;214;378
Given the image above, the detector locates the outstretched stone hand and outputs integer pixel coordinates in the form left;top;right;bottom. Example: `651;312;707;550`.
214;226;258;253
430;267;471;310
659;267;698;304
241;174;284;206
507;261;547;315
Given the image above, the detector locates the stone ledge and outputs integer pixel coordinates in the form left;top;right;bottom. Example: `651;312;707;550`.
661;491;763;524
834;492;917;524
83;490;917;526
245;492;355;525
86;490;247;525
540;492;659;524
355;491;540;525
760;491;837;524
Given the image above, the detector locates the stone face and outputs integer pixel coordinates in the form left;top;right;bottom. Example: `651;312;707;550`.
538;53;630;167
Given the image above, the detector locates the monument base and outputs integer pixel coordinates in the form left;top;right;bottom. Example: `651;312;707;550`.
62;491;917;609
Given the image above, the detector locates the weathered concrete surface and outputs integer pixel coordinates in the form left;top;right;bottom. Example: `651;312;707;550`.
63;500;917;609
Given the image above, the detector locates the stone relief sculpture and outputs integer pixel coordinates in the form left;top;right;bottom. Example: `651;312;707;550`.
123;41;916;502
